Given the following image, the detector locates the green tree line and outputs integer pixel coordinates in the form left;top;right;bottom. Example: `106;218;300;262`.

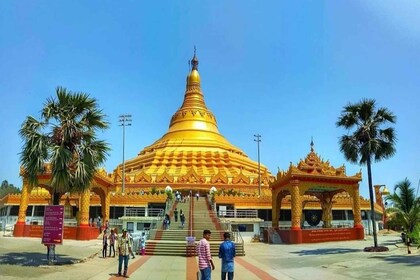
0;180;21;198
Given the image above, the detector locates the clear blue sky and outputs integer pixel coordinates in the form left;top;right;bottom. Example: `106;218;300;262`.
1;1;419;199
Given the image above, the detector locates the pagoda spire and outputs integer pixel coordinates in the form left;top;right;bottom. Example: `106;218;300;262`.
310;137;314;152
179;50;206;110
167;50;219;134
191;46;199;70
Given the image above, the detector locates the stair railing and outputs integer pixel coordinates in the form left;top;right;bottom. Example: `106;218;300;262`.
189;195;194;238
218;218;231;232
148;210;164;240
165;198;174;214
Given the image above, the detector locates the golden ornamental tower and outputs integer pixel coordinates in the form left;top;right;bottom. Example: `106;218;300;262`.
116;52;272;193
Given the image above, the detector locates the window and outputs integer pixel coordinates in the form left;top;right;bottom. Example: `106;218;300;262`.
347;210;354;220
10;206;19;216
231;224;254;232
110;207;124;219
127;222;134;233
26;206;33;216
332;210;346;220
33;206;45;216
258;209;272;220
279;210;291;221
89;206;102;219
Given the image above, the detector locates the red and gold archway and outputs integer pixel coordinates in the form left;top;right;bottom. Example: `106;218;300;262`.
271;144;364;244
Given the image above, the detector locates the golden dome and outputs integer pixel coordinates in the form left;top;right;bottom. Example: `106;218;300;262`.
188;69;201;84
118;52;272;190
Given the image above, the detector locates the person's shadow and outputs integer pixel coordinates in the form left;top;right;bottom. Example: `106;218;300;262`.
0;252;78;266
109;272;129;278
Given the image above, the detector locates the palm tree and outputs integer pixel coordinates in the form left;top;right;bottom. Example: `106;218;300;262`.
19;87;110;205
336;98;396;248
386;178;420;234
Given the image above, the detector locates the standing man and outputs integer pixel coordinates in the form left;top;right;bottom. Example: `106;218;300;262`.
197;229;215;280
104;220;110;233
128;232;136;259
117;228;132;277
219;232;236;280
108;229;116;257
102;229;108;258
174;208;179;223
180;212;185;229
97;215;102;233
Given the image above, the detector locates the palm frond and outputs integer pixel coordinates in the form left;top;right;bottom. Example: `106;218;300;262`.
386;178;419;233
20;86;110;197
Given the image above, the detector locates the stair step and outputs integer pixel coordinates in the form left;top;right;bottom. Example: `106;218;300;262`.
145;198;245;256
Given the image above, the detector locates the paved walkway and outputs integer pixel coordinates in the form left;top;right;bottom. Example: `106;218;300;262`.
0;231;419;279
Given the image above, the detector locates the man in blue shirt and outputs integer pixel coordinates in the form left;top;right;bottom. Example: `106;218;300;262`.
218;232;236;280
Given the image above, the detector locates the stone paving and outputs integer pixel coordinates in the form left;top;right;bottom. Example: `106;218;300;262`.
0;231;418;279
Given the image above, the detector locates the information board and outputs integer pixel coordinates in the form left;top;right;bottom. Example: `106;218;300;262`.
41;205;64;245
186;236;196;245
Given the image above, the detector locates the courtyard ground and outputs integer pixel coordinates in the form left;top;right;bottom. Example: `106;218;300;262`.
0;231;418;280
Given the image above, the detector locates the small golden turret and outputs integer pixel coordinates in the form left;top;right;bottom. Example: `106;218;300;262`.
188;51;201;85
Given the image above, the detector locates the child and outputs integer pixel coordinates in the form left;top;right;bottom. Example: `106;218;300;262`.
140;232;146;255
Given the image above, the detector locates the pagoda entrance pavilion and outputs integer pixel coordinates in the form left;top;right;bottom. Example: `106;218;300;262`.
271;142;364;244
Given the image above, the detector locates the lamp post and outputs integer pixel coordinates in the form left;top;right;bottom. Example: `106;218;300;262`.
119;114;132;194
254;134;261;196
375;184;390;230
371;184;389;242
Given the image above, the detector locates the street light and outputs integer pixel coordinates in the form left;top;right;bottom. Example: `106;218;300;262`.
371;184;389;241
119;114;132;194
376;184;390;230
254;134;261;196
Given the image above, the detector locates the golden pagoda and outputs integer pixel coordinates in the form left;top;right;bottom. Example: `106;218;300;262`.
113;51;272;194
5;51;387;242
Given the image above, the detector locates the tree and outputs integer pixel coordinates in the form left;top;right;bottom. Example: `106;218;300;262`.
386;178;420;234
19;87;110;205
336;98;396;248
0;180;20;198
1;180;8;189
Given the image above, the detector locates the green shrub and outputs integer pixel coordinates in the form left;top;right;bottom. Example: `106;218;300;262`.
408;223;420;244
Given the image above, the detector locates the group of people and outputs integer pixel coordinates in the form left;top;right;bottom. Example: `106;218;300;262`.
164;209;186;230
163;213;171;230
102;225;233;279
172;190;202;203
173;208;186;228
90;215;110;234
102;228;117;258
197;229;236;280
101;227;147;278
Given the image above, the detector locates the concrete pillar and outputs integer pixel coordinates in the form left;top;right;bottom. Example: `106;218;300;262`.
290;181;302;244
103;191;111;223
76;189;91;240
290;183;302;229
351;186;364;240
14;180;31;237
272;190;279;228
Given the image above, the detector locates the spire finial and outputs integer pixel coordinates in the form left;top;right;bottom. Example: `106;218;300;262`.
191;46;199;70
310;137;314;152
